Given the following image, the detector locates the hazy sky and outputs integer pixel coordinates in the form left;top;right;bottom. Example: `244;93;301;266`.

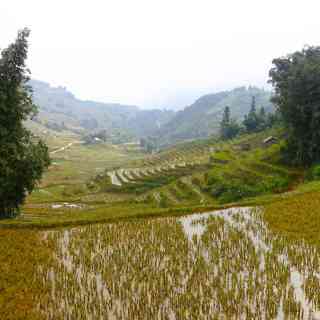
1;0;320;109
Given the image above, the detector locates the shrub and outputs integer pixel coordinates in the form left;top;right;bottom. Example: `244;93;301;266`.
210;179;258;203
210;175;289;203
261;176;289;193
306;164;320;181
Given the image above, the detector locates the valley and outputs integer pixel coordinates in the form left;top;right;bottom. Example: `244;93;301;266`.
2;20;320;319
0;125;312;229
3;99;320;319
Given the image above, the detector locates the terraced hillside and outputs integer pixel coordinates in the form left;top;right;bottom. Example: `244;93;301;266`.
3;127;303;228
93;140;217;207
90;128;300;209
24;136;146;210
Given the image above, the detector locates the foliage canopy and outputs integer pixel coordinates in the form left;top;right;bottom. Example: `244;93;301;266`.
219;106;241;140
269;46;320;165
0;29;50;217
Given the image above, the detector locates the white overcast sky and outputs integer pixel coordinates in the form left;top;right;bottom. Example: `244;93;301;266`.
1;0;320;109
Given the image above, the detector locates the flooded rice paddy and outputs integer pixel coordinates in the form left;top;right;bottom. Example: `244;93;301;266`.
40;207;320;319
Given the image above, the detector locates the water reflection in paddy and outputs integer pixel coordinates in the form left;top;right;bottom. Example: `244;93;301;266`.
40;207;320;319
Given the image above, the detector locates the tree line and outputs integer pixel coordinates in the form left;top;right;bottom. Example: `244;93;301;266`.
220;96;280;140
220;45;320;166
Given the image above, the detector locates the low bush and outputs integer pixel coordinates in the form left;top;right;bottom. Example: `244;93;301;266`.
159;192;170;208
210;180;258;203
261;176;289;193
209;175;290;203
306;163;320;181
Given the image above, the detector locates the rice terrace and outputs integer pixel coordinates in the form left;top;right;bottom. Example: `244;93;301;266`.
2;2;320;319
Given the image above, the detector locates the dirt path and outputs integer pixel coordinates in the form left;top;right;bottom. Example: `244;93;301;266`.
50;143;74;155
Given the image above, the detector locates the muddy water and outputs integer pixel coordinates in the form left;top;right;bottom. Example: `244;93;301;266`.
40;207;320;319
180;208;320;320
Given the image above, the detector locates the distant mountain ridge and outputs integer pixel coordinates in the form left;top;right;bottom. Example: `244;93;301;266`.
29;81;273;145
29;79;175;139
153;86;273;146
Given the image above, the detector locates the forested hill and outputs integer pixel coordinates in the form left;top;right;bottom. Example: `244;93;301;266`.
29;80;175;138
29;81;273;144
154;86;273;146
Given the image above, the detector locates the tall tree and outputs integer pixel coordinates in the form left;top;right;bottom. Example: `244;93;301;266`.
251;95;256;113
257;107;267;130
269;46;320;165
0;29;50;217
220;106;240;140
243;96;259;132
221;106;230;127
259;106;266;120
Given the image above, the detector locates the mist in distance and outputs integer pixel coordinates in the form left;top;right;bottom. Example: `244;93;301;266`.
1;0;319;110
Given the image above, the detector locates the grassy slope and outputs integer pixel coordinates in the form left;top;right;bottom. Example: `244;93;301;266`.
27;141;143;203
2;126;319;231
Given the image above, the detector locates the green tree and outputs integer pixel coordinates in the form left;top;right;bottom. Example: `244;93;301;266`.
220;106;230;131
269;46;320;165
259;106;266;119
0;29;50;218
266;109;282;128
257;107;267;130
243;96;259;132
220;106;240;140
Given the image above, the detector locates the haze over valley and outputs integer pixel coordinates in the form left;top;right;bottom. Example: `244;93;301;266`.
28;79;272;146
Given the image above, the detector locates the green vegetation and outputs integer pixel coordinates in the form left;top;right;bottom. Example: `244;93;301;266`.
219;95;281;142
0;29;50;218
219;106;240;140
156;86;273;146
204;135;301;203
28;82;276;148
269;45;320;165
27;141;144;204
29;79;175;141
306;163;320;181
3;35;320;319
242;96;274;133
0;126;308;228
